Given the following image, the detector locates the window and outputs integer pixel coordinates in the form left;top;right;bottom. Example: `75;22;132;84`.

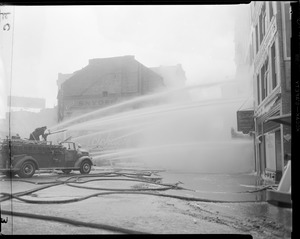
258;58;270;99
264;9;268;32
61;142;75;150
261;64;265;101
260;3;266;44
264;59;269;96
257;75;260;105
255;25;259;53
271;43;277;89
283;3;291;58
269;2;274;21
259;14;263;44
262;14;266;38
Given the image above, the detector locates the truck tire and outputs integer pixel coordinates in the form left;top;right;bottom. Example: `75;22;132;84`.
79;160;91;174
17;161;36;178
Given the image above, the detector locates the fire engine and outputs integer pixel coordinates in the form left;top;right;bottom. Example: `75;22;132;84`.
0;137;94;178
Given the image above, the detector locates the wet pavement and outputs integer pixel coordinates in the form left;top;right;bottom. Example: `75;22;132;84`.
0;166;292;237
159;171;292;237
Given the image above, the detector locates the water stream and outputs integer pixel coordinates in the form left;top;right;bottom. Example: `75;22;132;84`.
47;83;254;174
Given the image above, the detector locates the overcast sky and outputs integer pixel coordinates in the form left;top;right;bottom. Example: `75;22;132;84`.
0;5;244;119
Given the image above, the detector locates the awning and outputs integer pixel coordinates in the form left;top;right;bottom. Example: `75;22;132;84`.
265;113;291;126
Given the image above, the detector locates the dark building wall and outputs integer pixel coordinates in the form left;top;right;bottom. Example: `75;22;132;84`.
58;55;164;121
63;56;136;97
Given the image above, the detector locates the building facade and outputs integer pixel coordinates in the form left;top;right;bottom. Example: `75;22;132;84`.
233;2;291;183
249;2;291;182
57;55;165;122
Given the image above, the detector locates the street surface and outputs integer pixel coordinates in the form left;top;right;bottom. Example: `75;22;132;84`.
0;165;292;237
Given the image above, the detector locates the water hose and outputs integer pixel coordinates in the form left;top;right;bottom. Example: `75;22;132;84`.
0;182;62;203
1;190;261;204
0;171;267;204
64;178;189;191
0;170;265;234
237;185;277;193
0;174;188;203
0;209;149;234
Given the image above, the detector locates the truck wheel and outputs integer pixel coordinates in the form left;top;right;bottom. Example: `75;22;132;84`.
62;169;72;174
80;160;91;174
17;161;36;178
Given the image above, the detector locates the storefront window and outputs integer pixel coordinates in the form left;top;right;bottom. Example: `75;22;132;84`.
265;132;276;171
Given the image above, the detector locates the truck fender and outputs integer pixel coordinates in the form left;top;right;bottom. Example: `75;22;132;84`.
74;156;93;168
13;156;39;170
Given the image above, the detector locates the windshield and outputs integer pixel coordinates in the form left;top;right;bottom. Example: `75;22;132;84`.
60;142;75;150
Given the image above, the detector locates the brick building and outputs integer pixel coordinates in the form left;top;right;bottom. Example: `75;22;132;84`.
57;55;165;122
235;2;291;183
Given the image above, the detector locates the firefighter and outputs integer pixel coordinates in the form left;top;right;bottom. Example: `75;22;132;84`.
29;126;47;141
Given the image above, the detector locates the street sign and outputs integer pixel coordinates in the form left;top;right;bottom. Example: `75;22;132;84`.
237;110;254;134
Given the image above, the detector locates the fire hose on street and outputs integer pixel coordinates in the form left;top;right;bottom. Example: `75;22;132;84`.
0;169;270;234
